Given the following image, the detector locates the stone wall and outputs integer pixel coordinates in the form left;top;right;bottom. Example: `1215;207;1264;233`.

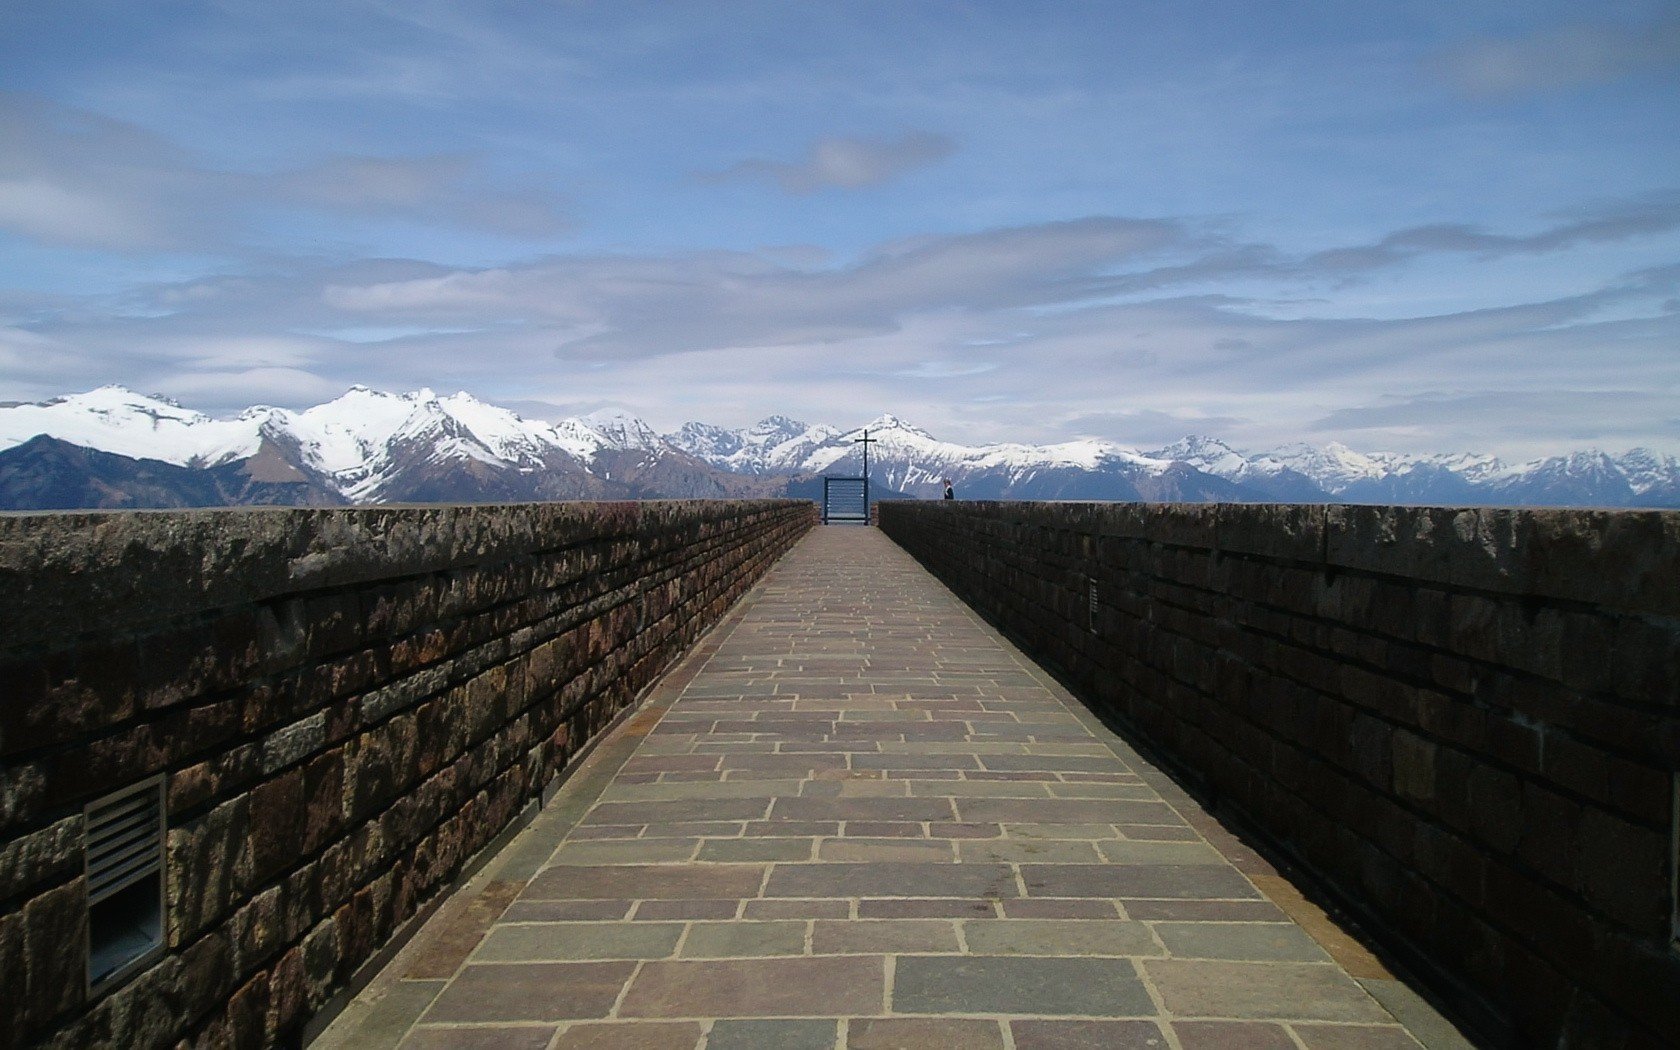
879;501;1679;1049
0;500;814;1049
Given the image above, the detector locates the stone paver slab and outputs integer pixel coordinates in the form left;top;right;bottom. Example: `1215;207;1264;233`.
961;919;1161;957
618;957;884;1017
1021;864;1262;900
421;962;634;1022
475;922;683;962
524;865;766;900
704;1019;838;1050
1144;959;1394;1022
764;862;1018;899
893;955;1154;1016
849;1018;1007;1049
1153;921;1331;962
1010;1020;1170;1050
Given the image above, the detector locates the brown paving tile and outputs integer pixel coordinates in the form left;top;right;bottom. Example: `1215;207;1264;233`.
849;1018;1007;1049
1011;1020;1169;1049
617;956;884;1017
524;865;767;901
422;962;634;1022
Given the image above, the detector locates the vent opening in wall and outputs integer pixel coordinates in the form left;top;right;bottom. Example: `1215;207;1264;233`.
85;775;166;994
1087;578;1099;632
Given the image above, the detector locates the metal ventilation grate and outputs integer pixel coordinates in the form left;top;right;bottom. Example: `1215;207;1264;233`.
85;775;166;993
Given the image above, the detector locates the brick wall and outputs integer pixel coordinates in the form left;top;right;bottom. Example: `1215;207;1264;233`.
0;500;814;1049
880;501;1679;1049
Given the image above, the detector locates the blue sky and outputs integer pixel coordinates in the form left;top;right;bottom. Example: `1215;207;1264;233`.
1;0;1676;457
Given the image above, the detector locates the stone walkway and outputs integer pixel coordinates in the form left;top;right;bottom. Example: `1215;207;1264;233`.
317;527;1472;1050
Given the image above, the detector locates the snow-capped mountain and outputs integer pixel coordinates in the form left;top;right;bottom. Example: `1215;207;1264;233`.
1;386;1677;510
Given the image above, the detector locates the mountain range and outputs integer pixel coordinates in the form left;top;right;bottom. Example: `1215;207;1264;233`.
1;386;1675;511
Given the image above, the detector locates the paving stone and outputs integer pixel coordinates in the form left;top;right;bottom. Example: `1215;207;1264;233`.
859;898;998;919
1001;898;1122;919
811;919;961;954
849;1018;1007;1049
475;922;683;961
499;900;634;922
1144;960;1394;1021
524;865;767;900
1153;922;1330;962
1011;1020;1170;1049
422;962;635;1022
618;957;884;1017
958;798;1182;823
1171;1020;1297;1049
765;862;1018;899
704;1018;838;1050
547;1022;705;1049
770;797;957;822
1124;899;1288;922
893;955;1153;1016
696;838;813;863
1021;864;1262;900
399;1026;558;1049
679;921;806;958
742;898;850;920
1095;840;1227;865
547;839;700;865
1292;1025;1425;1049
962;919;1161;957
818;839;955;863
957;840;1105;864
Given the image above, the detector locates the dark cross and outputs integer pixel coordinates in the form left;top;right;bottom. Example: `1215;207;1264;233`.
854;429;878;522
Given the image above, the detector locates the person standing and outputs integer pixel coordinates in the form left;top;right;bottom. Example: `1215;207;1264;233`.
942;478;954;500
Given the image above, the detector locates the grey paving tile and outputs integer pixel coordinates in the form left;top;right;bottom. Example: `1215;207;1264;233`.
474;922;683;961
705;1018;838;1050
1153;921;1331;962
893;955;1153;1016
1144;959;1394;1021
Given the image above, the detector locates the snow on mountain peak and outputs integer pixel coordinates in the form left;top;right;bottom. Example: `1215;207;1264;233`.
579;408;665;452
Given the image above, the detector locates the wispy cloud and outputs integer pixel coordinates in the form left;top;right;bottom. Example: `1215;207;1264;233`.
1432;19;1680;96
0;94;571;251
698;132;957;194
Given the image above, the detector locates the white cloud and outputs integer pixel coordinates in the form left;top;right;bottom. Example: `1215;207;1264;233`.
0;93;572;251
1434;20;1680;95
700;132;957;194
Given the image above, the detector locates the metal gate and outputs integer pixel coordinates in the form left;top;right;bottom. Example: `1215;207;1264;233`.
822;476;869;524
